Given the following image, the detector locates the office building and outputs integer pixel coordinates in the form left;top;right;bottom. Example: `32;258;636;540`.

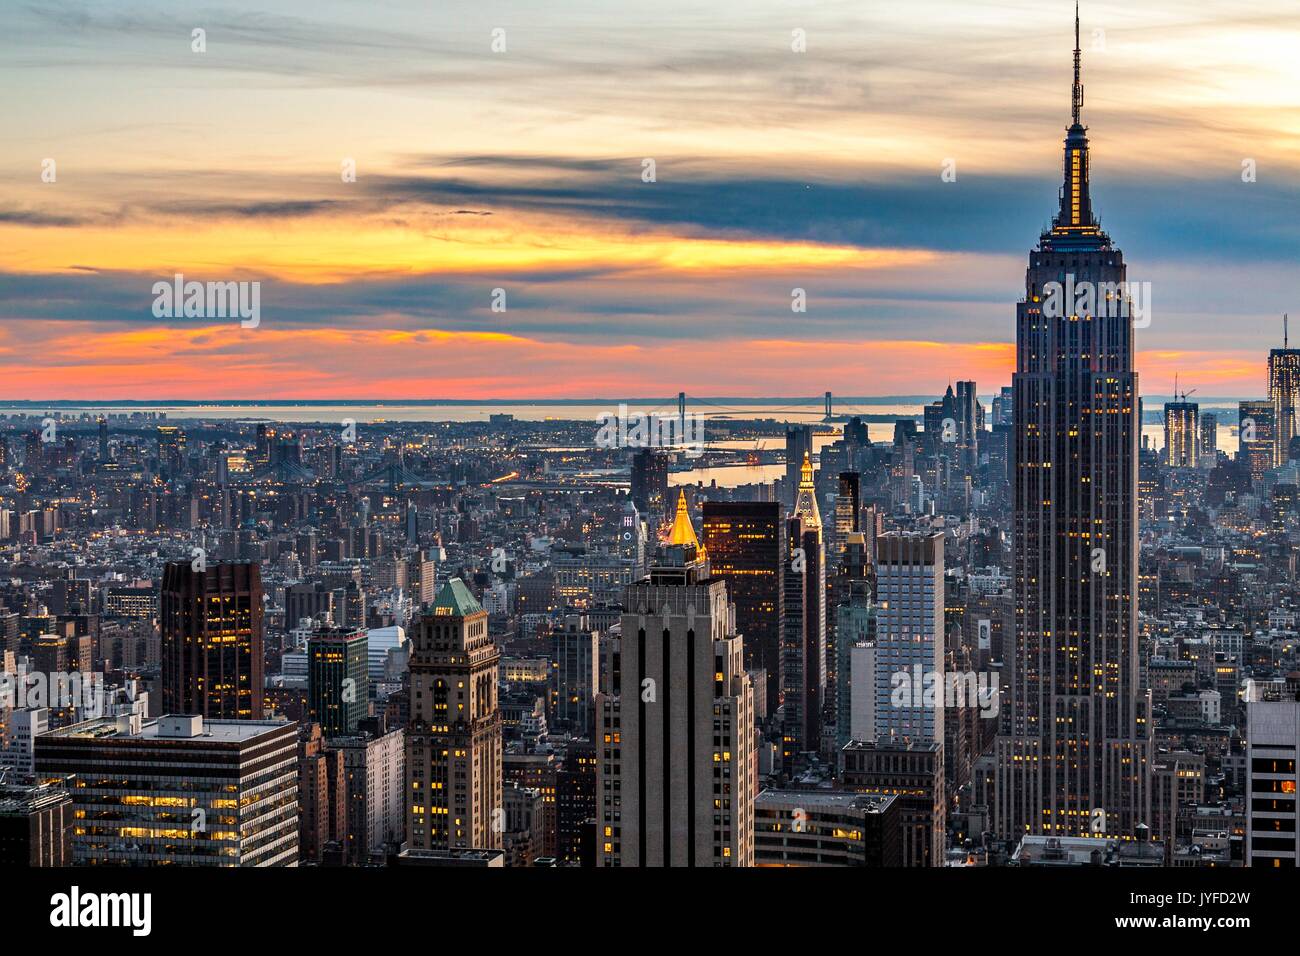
1269;343;1300;466
1239;400;1276;479
784;426;812;508
1199;412;1218;459
596;497;756;866
754;789;902;867
160;560;264;720
35;714;298;866
556;741;598;865
701;499;785;713
0;780;72;867
551;612;600;734
630;449;669;521
995;11;1152;841
307;625;369;736
405;579;502;852
1245;689;1299;867
328;726;405;865
783;453;826;759
875;533;945;743
841;738;945;867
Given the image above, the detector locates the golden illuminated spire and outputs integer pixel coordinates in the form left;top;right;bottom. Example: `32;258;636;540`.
668;488;702;551
793;451;821;529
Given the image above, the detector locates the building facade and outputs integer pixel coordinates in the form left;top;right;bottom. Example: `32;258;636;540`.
405;579;503;852
35;714;298;866
995;12;1152;843
596;499;756;866
160;560;264;720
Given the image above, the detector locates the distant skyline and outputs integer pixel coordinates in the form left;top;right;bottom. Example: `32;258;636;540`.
3;0;1298;398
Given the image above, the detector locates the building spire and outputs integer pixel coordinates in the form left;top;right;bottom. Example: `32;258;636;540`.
793;451;822;529
1072;2;1083;126
668;488;701;551
1050;3;1100;242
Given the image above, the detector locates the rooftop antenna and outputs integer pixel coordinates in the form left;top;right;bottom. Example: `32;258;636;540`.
1285;313;1289;350
1072;1;1084;126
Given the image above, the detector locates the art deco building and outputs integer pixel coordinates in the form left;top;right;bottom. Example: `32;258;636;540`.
405;579;502;852
596;493;756;866
160;560;264;720
995;10;1152;841
783;453;826;759
701;499;785;712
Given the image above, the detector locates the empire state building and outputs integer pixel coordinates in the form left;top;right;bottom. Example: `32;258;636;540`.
994;6;1152;842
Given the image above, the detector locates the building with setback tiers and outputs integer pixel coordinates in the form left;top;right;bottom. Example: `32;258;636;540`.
405;579;502;852
995;9;1152;842
597;491;756;866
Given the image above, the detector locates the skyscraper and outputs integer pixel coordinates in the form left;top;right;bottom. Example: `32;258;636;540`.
307;625;370;737
1199;412;1218;459
701;499;785;711
784;425;812;509
1163;398;1199;468
832;471;861;558
1269;331;1300;466
405;579;502;852
551;611;600;734
874;532;945;744
161;560;264;720
783;452;826;759
596;498;756;866
955;380;980;473
36;714;299;866
995;9;1151;842
630;449;669;522
1244;685;1300;868
1239;400;1276;479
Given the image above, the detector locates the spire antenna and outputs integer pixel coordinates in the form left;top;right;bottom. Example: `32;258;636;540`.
1072;2;1084;126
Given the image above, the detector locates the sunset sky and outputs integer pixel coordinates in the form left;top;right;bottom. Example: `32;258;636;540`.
2;0;1298;399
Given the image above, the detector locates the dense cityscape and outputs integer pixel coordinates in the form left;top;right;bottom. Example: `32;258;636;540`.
0;3;1293;936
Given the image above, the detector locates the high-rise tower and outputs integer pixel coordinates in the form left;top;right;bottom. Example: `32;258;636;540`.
160;560;264;720
782;452;826;759
1268;316;1300;466
596;497;756;866
995;6;1152;842
405;578;502;852
701;499;785;713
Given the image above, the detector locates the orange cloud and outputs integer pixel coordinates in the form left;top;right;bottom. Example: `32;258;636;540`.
0;320;1267;400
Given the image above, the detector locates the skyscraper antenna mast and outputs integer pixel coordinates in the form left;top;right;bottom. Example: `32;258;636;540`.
1285;312;1289;350
1072;2;1083;126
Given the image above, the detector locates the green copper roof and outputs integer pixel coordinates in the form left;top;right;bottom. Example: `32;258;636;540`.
431;578;483;616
